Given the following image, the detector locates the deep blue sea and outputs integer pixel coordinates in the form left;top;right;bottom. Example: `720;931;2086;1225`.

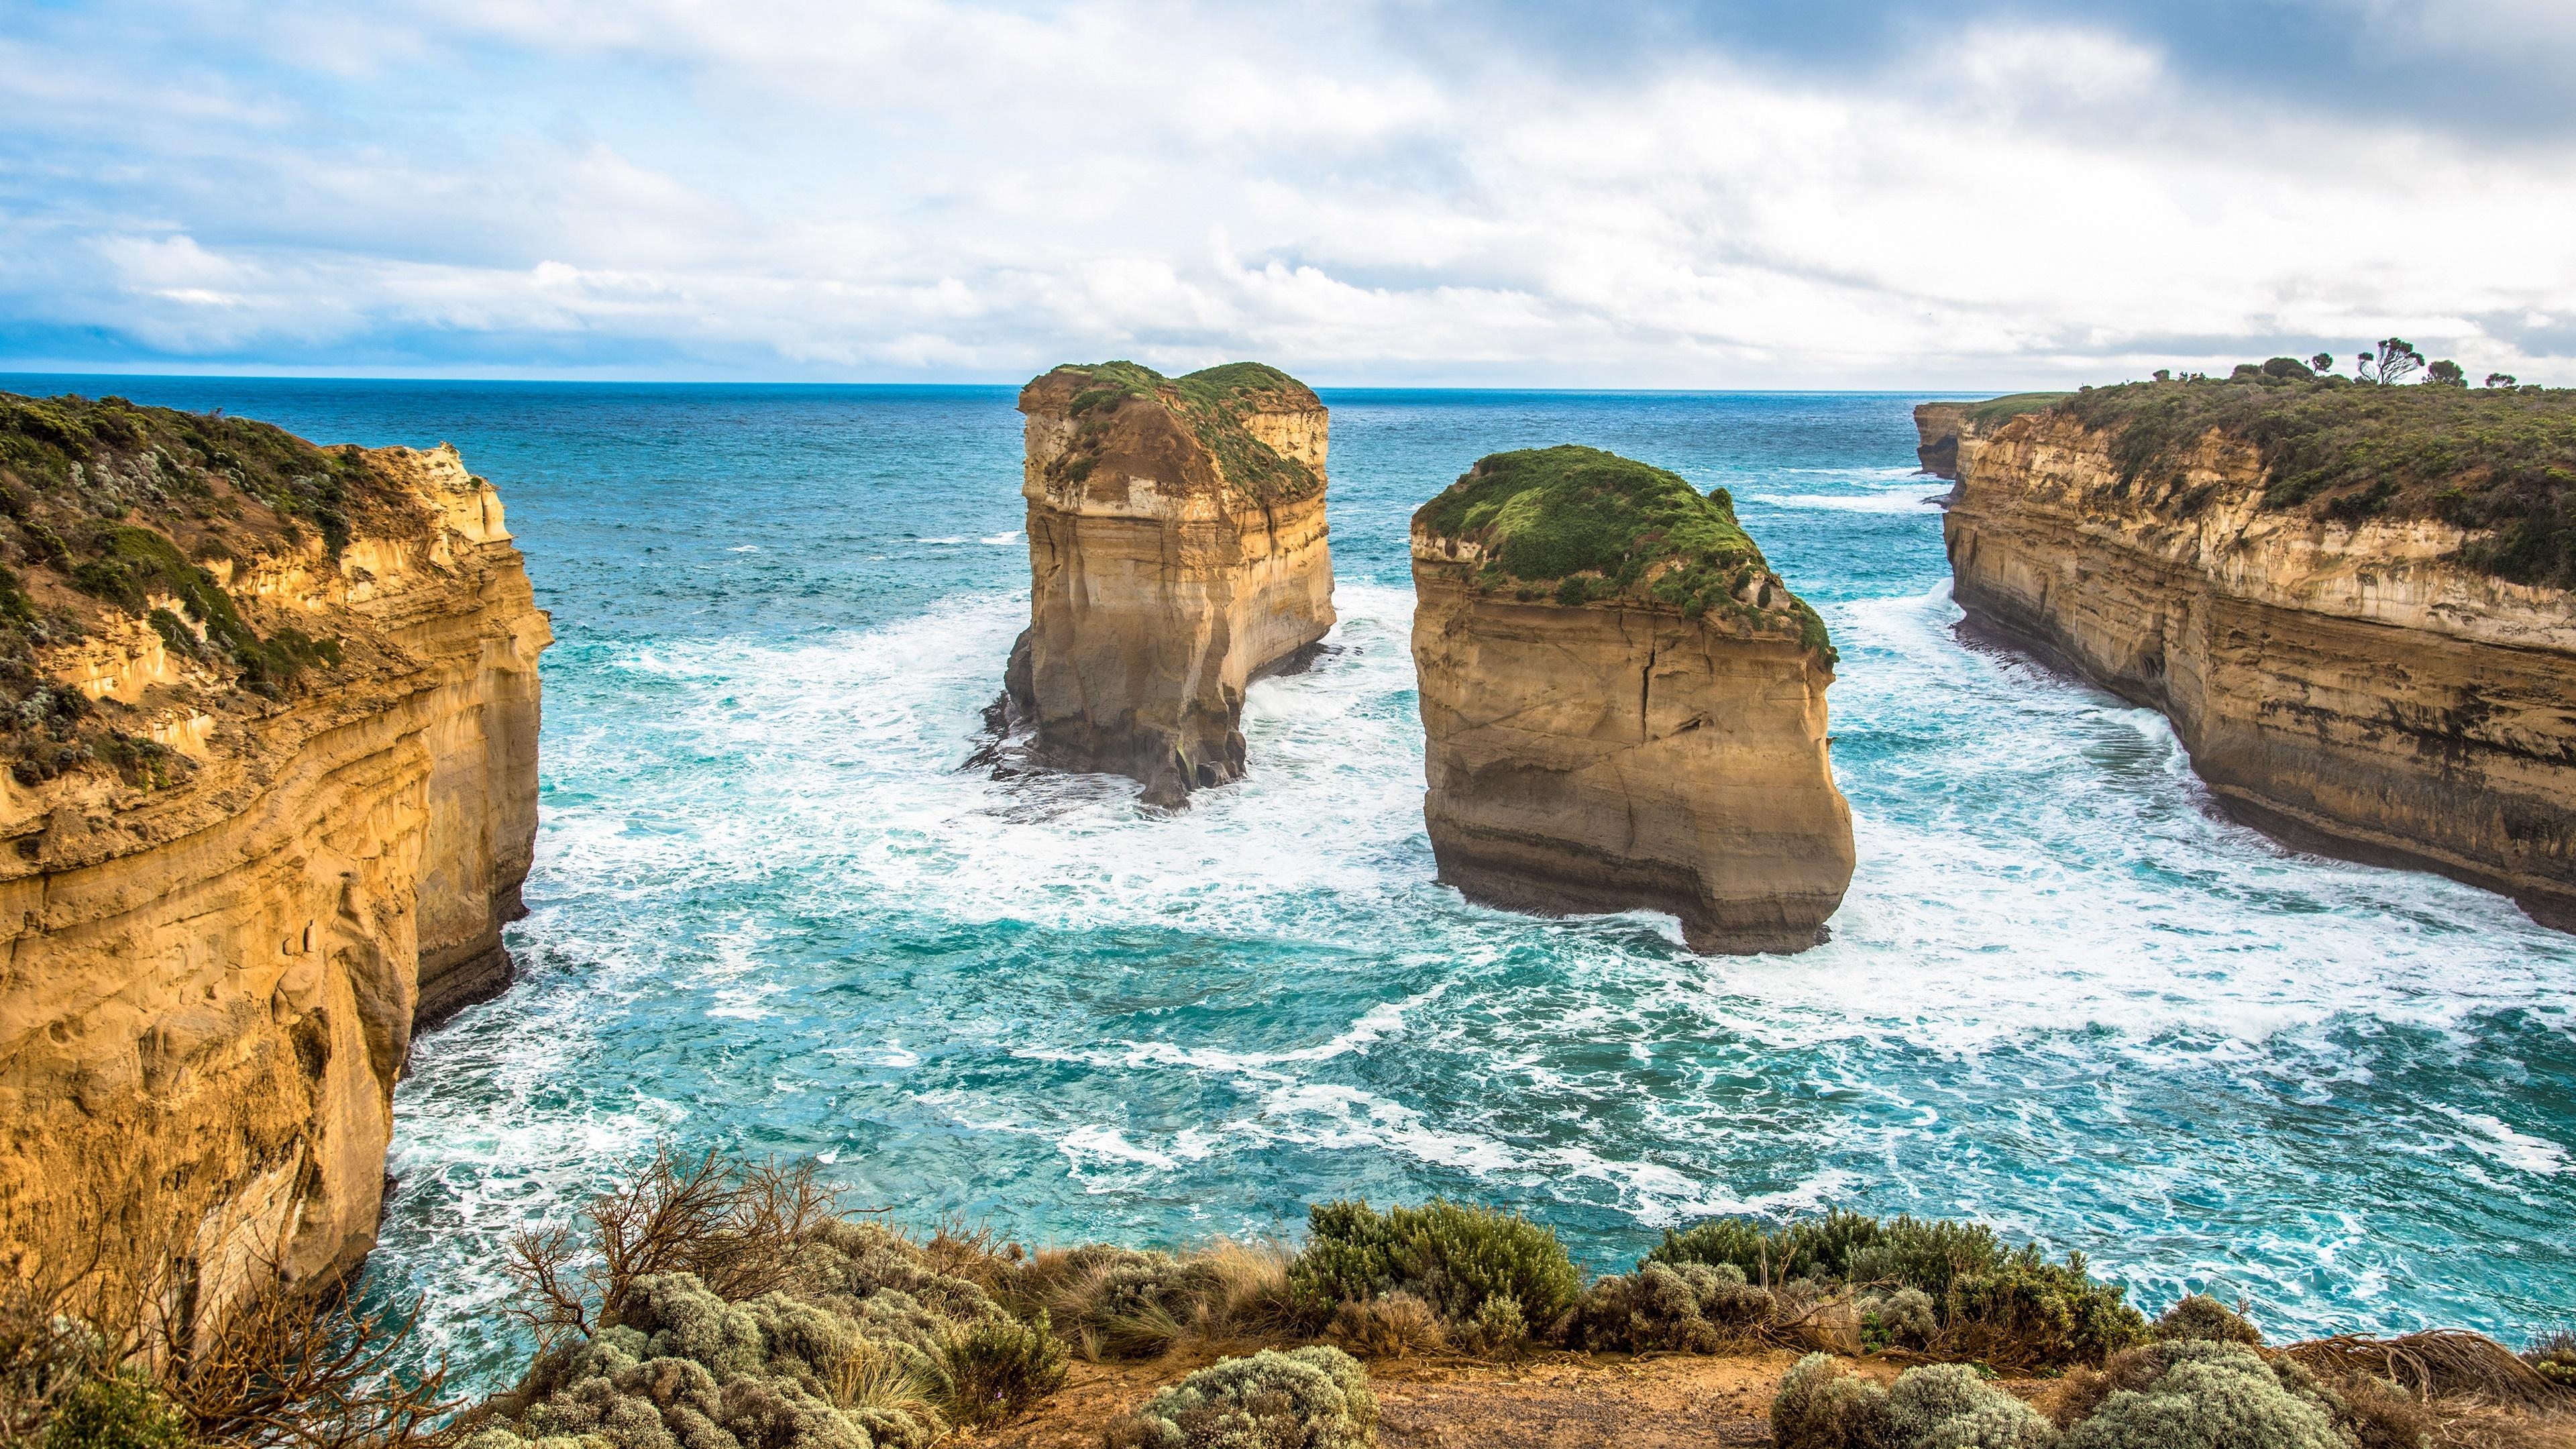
10;375;2572;1381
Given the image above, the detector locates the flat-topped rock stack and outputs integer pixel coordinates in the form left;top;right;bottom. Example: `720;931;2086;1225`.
1409;445;1854;953
1004;362;1336;808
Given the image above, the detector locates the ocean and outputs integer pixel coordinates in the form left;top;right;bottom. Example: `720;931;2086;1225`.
10;375;2571;1383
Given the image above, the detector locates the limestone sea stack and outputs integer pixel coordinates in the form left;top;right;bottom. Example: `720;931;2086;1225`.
1004;362;1335;808
1411;446;1854;953
0;394;547;1328
1935;376;2576;929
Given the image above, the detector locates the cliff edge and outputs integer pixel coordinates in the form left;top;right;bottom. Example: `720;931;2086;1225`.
1004;362;1334;808
1410;446;1853;954
0;393;549;1330
1934;377;2576;928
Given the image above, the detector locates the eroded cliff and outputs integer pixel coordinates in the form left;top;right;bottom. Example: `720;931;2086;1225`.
1411;447;1853;954
1004;362;1334;808
0;393;548;1330
1935;380;2576;928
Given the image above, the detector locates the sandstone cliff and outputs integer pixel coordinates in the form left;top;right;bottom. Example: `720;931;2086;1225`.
1934;380;2576;929
0;393;548;1332
1004;362;1334;808
1914;394;2068;482
1411;446;1853;954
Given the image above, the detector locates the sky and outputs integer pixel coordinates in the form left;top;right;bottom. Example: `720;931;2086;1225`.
3;0;2572;388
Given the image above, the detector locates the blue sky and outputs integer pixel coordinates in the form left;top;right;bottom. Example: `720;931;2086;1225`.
3;0;2571;386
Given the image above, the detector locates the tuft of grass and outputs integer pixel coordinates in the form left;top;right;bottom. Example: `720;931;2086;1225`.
2045;376;2576;588
1034;360;1325;504
1411;443;1836;664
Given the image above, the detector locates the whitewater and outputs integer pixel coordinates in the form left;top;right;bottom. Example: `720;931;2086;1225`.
12;377;2567;1383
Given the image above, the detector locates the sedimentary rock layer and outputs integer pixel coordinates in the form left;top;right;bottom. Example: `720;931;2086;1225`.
0;398;547;1328
1411;447;1853;954
1936;403;2576;929
1007;362;1335;807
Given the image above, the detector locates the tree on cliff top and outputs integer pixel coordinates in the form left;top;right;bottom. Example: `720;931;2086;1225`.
2359;337;2426;385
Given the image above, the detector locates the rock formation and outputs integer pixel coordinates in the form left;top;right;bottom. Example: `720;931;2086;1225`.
1935;380;2576;929
1004;362;1334;808
1914;394;2068;483
0;393;548;1331
1410;446;1854;953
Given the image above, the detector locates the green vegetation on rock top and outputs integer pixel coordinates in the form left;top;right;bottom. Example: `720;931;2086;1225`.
1412;444;1835;663
1958;392;2074;427
1038;359;1324;504
2025;377;2576;588
0;391;400;778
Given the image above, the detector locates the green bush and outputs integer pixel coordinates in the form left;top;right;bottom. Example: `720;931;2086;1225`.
2155;1295;2262;1346
1287;1199;1578;1340
1772;1353;2055;1449
1103;1346;1375;1449
1652;1212;2145;1368
1862;1287;1937;1352
41;1374;191;1449
926;1311;1066;1427
1565;1261;1774;1354
2060;1341;2346;1449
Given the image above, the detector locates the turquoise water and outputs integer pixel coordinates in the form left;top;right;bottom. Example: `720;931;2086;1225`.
9;376;2573;1382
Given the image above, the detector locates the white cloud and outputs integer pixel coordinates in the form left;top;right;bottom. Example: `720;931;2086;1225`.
0;0;2569;384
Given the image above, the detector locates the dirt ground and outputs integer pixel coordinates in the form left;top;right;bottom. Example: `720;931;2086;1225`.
961;1343;2576;1449
966;1344;1845;1449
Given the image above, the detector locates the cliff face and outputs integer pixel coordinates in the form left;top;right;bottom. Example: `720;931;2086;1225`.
0;395;547;1332
1006;362;1334;808
1939;405;2576;929
1410;447;1853;954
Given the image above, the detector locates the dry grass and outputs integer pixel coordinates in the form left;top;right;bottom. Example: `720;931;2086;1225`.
506;1143;837;1344
1325;1294;1447;1360
2286;1331;2576;1415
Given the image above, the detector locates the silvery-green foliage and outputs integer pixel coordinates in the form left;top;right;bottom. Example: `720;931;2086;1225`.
1771;1354;1894;1449
1772;1354;2054;1449
1106;1346;1377;1449
2153;1296;2263;1346
2061;1342;2350;1449
1862;1288;1938;1350
472;1271;953;1449
1568;1262;1775;1354
1882;1364;2057;1448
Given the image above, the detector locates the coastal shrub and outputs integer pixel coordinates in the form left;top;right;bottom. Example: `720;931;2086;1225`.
1771;1354;2054;1449
2155;1295;2262;1346
1102;1346;1375;1449
1861;1287;1938;1352
1001;1240;1297;1361
1324;1293;1445;1359
1564;1262;1774;1354
2051;378;2576;588
1651;1212;2145;1368
1034;362;1322;506
924;1313;1065;1426
2059;1341;2347;1449
40;1374;189;1449
1287;1199;1578;1347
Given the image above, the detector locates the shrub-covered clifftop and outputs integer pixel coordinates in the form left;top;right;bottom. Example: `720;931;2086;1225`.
1411;443;1833;663
2044;377;2575;587
0;391;459;780
1023;361;1326;506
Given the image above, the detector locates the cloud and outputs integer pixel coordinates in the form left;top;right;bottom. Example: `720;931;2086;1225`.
0;0;2568;384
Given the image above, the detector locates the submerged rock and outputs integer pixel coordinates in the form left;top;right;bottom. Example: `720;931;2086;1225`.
1409;446;1853;954
1002;362;1335;809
